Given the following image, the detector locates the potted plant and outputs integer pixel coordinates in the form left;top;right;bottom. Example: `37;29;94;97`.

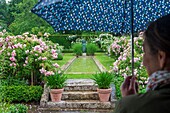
92;72;114;102
45;73;67;102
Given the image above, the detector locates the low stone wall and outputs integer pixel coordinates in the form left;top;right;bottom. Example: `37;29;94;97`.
40;84;50;107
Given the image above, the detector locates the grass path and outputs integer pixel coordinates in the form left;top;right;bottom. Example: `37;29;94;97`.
57;53;75;67
94;52;115;70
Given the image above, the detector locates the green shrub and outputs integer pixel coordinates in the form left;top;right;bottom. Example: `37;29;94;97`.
8;104;28;113
0;77;28;86
0;103;28;113
86;43;98;56
56;53;63;60
111;73;124;99
72;43;82;56
0;86;43;102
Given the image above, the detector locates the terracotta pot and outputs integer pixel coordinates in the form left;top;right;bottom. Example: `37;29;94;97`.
50;88;64;102
97;88;112;102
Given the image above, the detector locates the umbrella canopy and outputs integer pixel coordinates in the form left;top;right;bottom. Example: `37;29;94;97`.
32;0;170;34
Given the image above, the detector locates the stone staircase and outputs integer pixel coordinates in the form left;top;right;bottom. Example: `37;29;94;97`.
39;79;117;113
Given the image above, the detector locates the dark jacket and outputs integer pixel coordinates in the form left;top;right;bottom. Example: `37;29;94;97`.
114;84;170;113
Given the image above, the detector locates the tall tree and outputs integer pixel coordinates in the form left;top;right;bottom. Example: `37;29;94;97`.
0;0;14;30
8;0;53;35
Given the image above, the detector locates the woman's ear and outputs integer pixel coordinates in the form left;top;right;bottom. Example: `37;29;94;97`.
158;51;166;70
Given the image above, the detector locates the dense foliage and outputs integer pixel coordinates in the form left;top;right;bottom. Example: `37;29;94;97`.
8;0;53;35
0;103;28;113
49;34;71;49
86;43;99;56
72;43;82;56
92;72;114;89
56;53;63;60
0;86;43;102
45;73;67;89
0;77;28;86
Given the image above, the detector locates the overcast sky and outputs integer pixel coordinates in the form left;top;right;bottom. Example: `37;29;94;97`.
6;0;11;3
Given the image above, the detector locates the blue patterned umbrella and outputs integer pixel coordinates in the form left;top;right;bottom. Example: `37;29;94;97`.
32;0;170;34
31;0;170;75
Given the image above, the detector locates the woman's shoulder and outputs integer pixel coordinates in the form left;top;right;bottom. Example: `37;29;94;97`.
114;90;170;113
120;88;170;105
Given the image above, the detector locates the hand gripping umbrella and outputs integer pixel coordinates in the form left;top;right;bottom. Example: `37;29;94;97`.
32;0;170;76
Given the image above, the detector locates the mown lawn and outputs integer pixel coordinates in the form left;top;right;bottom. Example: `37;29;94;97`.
56;53;75;66
94;52;115;70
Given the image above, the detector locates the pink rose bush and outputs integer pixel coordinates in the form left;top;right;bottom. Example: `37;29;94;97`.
0;30;63;85
109;36;148;96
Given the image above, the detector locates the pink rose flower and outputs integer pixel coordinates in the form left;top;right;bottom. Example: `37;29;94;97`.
53;63;60;68
12;50;16;57
39;68;46;74
45;71;54;76
25;50;29;54
42;57;47;60
52;53;58;59
51;49;56;54
9;57;16;62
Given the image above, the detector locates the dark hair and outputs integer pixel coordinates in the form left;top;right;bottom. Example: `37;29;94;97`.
144;14;170;55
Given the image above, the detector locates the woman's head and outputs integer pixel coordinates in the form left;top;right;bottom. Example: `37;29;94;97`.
143;14;170;76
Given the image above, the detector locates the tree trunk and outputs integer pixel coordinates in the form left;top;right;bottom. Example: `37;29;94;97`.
31;70;34;86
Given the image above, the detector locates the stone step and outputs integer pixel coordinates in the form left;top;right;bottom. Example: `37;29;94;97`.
64;85;97;91
40;79;117;112
40;100;116;112
65;79;97;91
62;91;99;100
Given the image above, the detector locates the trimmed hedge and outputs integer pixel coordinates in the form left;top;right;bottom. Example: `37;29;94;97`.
72;43;82;56
56;53;63;60
49;35;71;49
0;86;43;102
86;43;98;55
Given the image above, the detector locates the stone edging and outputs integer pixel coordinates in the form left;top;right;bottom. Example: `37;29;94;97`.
60;56;77;72
92;56;107;72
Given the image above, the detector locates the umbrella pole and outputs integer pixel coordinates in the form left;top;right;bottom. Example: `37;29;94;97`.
130;0;134;76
